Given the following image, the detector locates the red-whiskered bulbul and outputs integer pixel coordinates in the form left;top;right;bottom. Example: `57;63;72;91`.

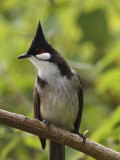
18;21;86;160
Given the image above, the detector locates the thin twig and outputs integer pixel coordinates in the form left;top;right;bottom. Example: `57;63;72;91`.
0;109;120;160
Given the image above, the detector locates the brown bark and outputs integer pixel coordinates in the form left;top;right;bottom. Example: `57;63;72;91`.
0;109;120;160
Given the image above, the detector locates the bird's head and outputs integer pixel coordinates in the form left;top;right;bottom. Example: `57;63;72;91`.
18;21;53;63
18;21;72;79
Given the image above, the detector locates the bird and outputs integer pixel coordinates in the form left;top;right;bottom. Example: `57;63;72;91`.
18;21;86;160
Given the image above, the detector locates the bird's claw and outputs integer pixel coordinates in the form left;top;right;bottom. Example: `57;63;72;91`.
77;132;86;145
42;120;50;128
73;131;86;145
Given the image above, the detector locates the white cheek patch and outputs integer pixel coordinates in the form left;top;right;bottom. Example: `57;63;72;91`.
36;52;51;60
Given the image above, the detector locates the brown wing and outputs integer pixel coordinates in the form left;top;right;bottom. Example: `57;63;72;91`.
33;85;46;149
74;72;84;132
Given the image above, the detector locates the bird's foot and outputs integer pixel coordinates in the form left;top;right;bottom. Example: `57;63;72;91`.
73;131;86;145
42;120;50;128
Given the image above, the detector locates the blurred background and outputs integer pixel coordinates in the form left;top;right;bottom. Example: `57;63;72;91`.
0;0;120;159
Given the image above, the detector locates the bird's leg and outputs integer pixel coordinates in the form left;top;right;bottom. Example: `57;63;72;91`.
42;120;50;128
72;130;86;145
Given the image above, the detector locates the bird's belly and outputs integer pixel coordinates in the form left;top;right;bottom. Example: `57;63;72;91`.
40;87;79;131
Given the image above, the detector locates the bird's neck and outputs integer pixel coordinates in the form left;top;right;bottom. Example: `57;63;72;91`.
38;61;60;82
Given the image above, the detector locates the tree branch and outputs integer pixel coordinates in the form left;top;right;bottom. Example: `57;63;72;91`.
0;109;120;160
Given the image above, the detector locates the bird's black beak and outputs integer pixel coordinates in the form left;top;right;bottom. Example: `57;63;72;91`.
18;53;31;59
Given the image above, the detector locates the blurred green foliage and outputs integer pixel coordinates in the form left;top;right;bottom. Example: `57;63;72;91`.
0;0;120;159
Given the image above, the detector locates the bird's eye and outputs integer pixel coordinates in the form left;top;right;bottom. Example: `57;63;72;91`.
38;49;45;54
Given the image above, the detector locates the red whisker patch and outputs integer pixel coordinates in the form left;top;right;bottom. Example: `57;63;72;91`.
38;49;45;54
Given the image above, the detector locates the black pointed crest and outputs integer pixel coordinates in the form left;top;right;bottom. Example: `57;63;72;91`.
33;21;46;44
27;21;48;55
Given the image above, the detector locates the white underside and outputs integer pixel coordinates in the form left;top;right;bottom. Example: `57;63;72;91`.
29;56;79;131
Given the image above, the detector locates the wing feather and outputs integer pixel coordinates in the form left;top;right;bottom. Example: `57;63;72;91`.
33;83;46;149
74;72;84;132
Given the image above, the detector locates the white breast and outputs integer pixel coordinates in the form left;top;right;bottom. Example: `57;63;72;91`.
29;55;79;131
37;74;79;131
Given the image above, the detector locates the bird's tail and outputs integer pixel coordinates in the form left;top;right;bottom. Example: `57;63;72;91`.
49;141;65;160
